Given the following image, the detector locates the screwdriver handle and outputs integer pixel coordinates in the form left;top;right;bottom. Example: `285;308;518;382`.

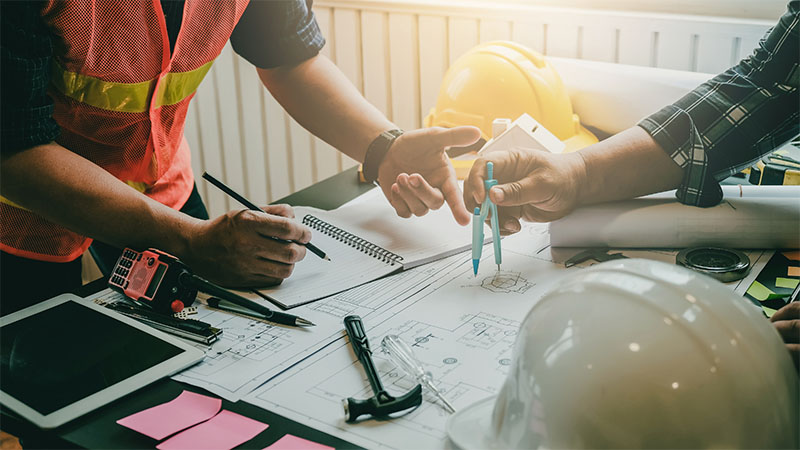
381;334;456;413
381;334;426;379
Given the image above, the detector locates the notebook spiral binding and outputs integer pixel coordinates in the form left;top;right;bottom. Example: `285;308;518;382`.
303;215;404;266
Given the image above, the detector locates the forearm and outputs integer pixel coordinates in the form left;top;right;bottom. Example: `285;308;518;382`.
577;126;683;204
0;143;199;257
257;54;394;162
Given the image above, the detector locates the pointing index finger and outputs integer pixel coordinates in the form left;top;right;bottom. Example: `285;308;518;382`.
442;176;470;226
464;157;489;211
431;126;482;150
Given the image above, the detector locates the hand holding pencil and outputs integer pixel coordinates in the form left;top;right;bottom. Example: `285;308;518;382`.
177;173;322;288
202;172;329;261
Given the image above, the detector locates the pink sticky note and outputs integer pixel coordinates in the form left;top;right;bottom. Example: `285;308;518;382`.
157;410;268;450
263;434;334;450
117;390;222;440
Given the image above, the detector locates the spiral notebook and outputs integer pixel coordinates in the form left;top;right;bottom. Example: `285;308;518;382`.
256;200;476;309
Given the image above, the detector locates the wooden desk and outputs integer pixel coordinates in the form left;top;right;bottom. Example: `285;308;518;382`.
1;168;371;449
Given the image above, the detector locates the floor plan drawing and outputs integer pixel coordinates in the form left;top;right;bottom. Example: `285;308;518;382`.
463;270;535;294
173;256;464;401
245;311;518;448
243;250;570;449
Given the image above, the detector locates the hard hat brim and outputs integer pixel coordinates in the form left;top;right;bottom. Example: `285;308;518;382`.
446;396;498;450
562;124;599;153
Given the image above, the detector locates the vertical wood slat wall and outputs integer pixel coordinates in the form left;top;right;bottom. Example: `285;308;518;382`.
184;0;772;218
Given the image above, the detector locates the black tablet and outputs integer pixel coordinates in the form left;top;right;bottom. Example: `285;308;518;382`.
0;294;204;429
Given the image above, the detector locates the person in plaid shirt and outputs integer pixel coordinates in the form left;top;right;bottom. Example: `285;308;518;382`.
462;1;799;367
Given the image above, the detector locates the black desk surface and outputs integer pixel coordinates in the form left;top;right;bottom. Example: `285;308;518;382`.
1;167;372;449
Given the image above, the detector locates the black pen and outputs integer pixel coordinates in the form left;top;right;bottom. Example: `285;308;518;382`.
207;296;315;328
202;172;330;261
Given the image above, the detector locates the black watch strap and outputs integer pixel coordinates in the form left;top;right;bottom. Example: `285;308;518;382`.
362;129;403;184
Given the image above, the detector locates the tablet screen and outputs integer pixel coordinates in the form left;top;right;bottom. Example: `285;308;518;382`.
1;301;184;415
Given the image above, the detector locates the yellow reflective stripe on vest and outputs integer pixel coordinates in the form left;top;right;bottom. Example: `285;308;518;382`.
0;195;27;210
51;60;214;113
154;60;214;107
51;63;154;113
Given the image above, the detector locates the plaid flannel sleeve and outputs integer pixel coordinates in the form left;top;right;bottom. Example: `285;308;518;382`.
1;1;60;154
229;0;326;69
638;1;799;206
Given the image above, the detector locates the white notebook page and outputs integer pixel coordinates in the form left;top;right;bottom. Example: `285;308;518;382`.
319;188;475;268
256;207;399;308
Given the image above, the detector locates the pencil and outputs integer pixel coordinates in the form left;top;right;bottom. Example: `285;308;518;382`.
202;172;330;261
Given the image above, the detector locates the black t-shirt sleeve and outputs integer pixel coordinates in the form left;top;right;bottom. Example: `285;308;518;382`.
229;0;326;69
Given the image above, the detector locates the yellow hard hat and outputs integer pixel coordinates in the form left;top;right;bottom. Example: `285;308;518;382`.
425;41;597;153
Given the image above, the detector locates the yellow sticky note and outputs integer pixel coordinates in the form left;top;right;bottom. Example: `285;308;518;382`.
761;305;778;318
789;267;800;277
775;277;799;290
747;281;777;301
783;251;800;261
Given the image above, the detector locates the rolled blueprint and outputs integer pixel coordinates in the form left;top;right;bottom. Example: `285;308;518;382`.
549;186;800;248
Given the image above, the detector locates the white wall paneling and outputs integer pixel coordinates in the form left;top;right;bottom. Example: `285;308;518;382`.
655;25;694;70
617;23;655;66
182;0;772;213
333;8;364;170
234;52;271;207
418;15;449;124
388;13;420;131
581;24;617;63
361;11;392;118
213;45;247;218
545;21;581;58
511;20;545;54
448;17;479;64
191;53;227;217
479;19;512;43
312;7;343;181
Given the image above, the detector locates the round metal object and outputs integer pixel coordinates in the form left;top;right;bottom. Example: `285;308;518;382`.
676;247;751;282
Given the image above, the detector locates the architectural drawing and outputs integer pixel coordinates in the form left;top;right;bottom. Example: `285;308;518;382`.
464;271;535;294
173;256;464;401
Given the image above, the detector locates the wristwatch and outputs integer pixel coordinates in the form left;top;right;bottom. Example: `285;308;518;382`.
362;129;403;184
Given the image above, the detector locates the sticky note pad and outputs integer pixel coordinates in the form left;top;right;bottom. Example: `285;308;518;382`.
117;390;222;440
789;267;800;277
157;410;268;450
761;305;778;318
746;281;785;302
776;277;799;290
263;435;334;450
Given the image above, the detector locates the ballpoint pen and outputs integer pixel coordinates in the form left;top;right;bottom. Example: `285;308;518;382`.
471;161;502;275
201;172;330;261
206;296;314;327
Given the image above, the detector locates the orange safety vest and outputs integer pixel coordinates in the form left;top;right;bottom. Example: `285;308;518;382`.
0;0;248;263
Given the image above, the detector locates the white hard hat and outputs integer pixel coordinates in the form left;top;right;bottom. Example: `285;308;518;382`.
447;259;798;449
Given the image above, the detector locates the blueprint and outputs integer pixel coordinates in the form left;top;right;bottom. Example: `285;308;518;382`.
243;229;772;448
171;256;464;401
243;249;569;449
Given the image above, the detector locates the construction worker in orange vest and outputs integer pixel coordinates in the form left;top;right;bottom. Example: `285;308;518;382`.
0;1;480;314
